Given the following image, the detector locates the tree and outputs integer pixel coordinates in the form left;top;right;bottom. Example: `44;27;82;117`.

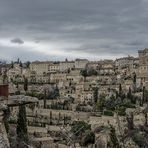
126;112;134;130
80;69;87;81
71;121;91;136
24;78;28;93
43;89;47;109
133;72;136;84
58;112;61;124
144;109;148;126
143;105;148;126
96;93;105;111
93;87;98;103
119;84;122;97
16;82;19;89
3;108;10;134
54;85;60;98
127;87;135;103
87;68;98;76
19;61;22;67
141;86;145;106
64;115;66;125
50;111;53;125
81;131;95;146
26;61;30;68
17;105;28;148
115;91;119;99
17;58;20;64
108;125;121;148
132;133;146;148
11;61;14;68
144;90;148;103
67;68;70;73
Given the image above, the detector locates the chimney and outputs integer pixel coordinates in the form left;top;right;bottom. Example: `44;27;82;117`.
0;84;9;98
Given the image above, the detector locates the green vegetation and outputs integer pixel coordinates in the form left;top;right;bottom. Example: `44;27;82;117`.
50;111;53;125
96;93;106;111
24;77;28;92
116;106;126;116
71;121;91;136
11;61;14;68
133;72;136;84
93;87;98;103
26;92;45;99
108;125;121;148
17;105;28;148
80;69;87;81
132;133;145;147
143;87;148;103
71;121;95;146
103;110;114;116
81;131;95;146
119;84;122;97
3;108;10;133
26;86;60;100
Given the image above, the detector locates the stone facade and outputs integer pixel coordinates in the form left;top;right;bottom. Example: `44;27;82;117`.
138;48;148;85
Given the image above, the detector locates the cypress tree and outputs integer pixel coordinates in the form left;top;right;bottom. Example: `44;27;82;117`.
17;58;20;64
26;61;30;68
17;105;28;148
119;84;122;97
43;89;47;109
80;69;87;81
126;112;134;130
143;109;148;126
19;61;22;67
24;78;28;92
50;111;53;125
108;125;121;148
93;87;98;103
133;73;136;84
127;87;134;103
3;108;10;134
142;86;145;106
11;61;14;68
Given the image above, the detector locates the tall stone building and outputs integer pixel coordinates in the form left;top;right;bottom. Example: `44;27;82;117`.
138;48;148;87
115;56;133;69
30;61;51;75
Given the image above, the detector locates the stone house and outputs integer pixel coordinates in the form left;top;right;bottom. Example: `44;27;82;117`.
74;59;88;69
59;61;75;72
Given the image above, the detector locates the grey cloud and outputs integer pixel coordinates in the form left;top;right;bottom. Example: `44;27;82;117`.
0;0;148;60
11;38;24;44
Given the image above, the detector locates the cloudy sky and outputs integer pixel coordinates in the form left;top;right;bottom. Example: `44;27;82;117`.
0;0;148;61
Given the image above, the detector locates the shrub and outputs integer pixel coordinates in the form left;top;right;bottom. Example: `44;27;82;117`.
103;110;114;116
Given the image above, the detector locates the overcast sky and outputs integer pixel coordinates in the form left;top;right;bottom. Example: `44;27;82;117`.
0;0;148;61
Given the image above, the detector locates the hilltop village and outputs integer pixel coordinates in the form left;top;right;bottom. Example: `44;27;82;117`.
0;48;148;148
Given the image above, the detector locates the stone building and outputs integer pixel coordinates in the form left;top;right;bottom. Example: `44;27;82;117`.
30;61;51;75
59;61;75;72
74;59;88;69
48;63;60;73
7;63;22;82
115;56;136;70
138;48;148;86
50;73;67;83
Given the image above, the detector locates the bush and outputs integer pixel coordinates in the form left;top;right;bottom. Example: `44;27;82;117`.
132;133;145;147
117;106;126;116
103;110;114;116
8;118;17;124
81;131;95;146
71;121;91;136
122;102;135;108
